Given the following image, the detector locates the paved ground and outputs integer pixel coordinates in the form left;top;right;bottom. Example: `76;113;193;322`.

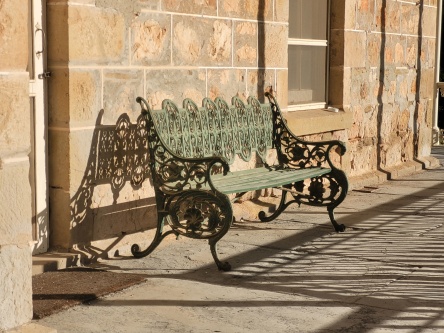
35;147;444;333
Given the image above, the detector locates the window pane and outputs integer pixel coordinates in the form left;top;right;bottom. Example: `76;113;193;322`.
288;45;326;105
289;0;328;40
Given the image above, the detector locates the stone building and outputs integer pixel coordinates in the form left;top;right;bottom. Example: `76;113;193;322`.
0;0;441;331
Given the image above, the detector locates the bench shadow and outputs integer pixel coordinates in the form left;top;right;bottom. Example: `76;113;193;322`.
67;110;157;261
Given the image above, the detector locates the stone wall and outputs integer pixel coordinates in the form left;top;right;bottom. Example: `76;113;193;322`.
45;0;439;254
46;0;288;254
330;0;437;178
0;0;33;330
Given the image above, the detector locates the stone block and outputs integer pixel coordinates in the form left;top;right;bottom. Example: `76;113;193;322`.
137;0;161;10
330;1;358;30
103;70;144;124
344;31;366;68
258;23;287;68
48;129;70;190
329;66;351;107
131;13;171;66
48;188;72;249
274;0;288;22
348;142;377;176
145;69;206;109
234;21;258;67
394;36;407;66
405;37;418;69
46;4;70;65
275;70;288;107
48;68;69;127
49;5;126;64
0;163;32;245
0;0;28;71
423;37;436;68
163;0;217;15
0;245;32;331
419;68;435;99
172;17;232;66
355;0;376;31
422;5;437;37
0;75;30;156
375;0;401;33
219;0;273;21
66;129;96;193
246;69;275;102
329;30;345;67
49;69;101;127
350;67;379;105
401;2;420;36
385;34;406;67
208;69;247;101
69;70;102;125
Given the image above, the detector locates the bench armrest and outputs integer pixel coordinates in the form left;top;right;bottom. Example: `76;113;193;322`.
154;152;230;194
265;92;346;170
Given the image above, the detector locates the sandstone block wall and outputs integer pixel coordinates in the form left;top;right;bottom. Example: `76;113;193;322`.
45;0;438;254
330;0;437;177
0;0;33;330
46;0;288;253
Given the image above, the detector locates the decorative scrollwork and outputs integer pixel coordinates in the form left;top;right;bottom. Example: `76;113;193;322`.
150;96;273;165
288;173;345;207
166;190;232;239
265;92;346;171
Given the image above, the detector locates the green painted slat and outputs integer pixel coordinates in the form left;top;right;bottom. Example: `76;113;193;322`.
211;167;331;194
212;167;328;187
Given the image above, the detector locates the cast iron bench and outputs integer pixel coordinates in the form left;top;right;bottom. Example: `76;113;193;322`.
131;93;348;271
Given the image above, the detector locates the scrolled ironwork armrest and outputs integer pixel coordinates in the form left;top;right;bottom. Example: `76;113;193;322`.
265;92;346;170
150;141;230;195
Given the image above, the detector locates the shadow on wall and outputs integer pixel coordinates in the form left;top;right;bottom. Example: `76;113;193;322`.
68;110;157;259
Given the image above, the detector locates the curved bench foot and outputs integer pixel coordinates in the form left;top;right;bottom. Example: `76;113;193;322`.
258;191;290;222
328;207;346;232
209;239;231;271
131;222;175;258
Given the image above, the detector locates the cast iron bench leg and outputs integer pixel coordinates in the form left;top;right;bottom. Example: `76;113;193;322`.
258;190;290;222
327;207;346;232
209;238;231;271
131;214;176;258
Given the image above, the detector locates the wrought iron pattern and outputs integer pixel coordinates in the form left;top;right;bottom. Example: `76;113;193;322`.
152;96;273;163
167;190;232;239
132;94;348;270
265;92;348;209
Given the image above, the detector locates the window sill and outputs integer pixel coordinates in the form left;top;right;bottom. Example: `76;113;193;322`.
283;108;352;136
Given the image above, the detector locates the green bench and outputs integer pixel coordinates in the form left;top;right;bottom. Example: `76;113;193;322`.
131;93;348;271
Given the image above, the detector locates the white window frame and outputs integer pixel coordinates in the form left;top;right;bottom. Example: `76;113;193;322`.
287;0;330;112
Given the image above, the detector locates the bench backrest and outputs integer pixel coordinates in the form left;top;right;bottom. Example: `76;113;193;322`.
148;96;274;164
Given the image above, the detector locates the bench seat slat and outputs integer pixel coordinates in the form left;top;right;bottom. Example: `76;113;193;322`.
211;167;331;194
